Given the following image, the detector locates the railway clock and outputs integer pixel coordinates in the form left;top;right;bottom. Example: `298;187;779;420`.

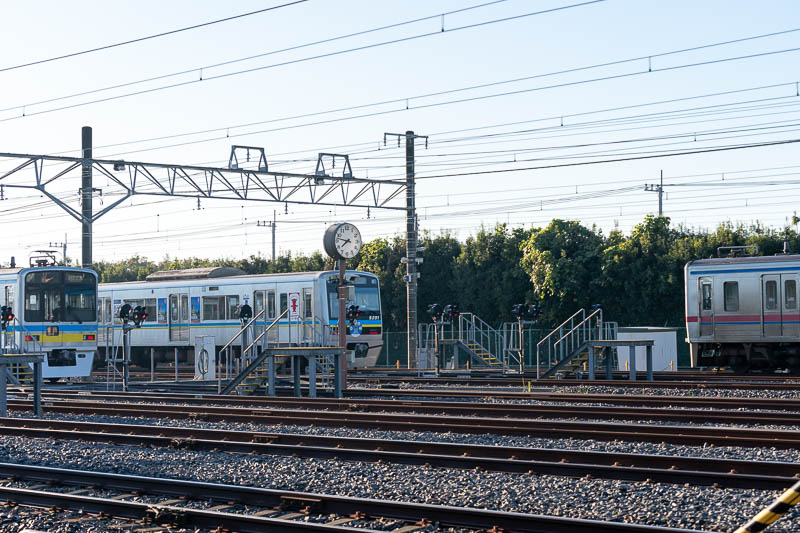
324;222;362;260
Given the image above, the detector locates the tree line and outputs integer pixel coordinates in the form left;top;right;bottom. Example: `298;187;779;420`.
88;215;800;331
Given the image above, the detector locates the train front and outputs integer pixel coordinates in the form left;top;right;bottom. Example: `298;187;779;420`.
19;267;98;378
326;271;383;367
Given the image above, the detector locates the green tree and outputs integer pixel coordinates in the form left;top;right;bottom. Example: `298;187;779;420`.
520;219;605;325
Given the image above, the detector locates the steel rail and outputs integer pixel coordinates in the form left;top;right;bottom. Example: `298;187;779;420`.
0;463;705;533
5;399;800;448
0;417;796;489
14;389;800;424
344;376;800;390
22;388;800;411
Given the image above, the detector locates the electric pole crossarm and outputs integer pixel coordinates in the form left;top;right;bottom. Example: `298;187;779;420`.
92;193;132;222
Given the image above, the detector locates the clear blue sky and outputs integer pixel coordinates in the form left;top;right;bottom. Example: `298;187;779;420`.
1;0;799;264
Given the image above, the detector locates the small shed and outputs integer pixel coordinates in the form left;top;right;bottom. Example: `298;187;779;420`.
616;327;678;372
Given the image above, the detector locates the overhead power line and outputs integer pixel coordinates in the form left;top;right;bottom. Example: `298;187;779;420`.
0;1;310;73
416;138;800;180
0;0;603;119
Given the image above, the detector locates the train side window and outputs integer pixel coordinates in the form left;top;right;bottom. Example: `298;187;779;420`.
225;295;239;320
785;280;797;309
280;294;288;315
701;283;712;311
765;280;778;310
723;282;739;312
203;296;223;320
267;291;276;319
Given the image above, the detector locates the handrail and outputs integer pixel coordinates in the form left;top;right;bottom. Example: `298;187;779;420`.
536;308;585;350
218;308;286;394
242;308;288;356
553;308;603;349
219;307;266;353
217;307;289;394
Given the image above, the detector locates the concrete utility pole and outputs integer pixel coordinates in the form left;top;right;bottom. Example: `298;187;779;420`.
384;130;427;369
81;127;92;267
644;170;664;216
256;210;277;261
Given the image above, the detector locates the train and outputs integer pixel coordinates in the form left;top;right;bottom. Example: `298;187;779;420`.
97;267;383;368
685;252;800;372
0;265;98;380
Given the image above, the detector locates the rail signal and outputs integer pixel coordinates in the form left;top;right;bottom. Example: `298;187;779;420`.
118;303;132;320
426;303;442;322
131;306;147;328
443;304;459;322
513;303;542;322
346;304;360;325
0;306;14;330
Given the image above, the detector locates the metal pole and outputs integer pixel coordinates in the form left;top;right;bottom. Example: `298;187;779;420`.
33;360;42;417
518;319;524;375
150;348;154;382
81;126;92;267
174;347;178;382
272;210;276;262
337;259;348;386
659;170;663;216
122;326;129;393
405;131;418;369
0;364;7;417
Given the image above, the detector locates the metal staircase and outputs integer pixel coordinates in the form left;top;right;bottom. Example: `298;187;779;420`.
421;313;521;372
2;318;42;385
220;309;286;395
536;308;618;379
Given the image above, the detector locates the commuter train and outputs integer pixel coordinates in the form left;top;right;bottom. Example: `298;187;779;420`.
0;266;97;380
97;267;383;368
685;253;800;372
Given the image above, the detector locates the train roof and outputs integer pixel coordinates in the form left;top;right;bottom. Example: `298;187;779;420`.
0;266;95;277
686;254;800;267
145;267;246;281
101;268;376;287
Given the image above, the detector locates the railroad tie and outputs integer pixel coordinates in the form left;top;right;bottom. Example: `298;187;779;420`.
734;479;800;533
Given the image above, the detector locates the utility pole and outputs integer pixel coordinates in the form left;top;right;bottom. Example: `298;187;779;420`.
644;170;664;216
48;235;67;265
256;210;277;261
385;131;427;369
81;127;92;267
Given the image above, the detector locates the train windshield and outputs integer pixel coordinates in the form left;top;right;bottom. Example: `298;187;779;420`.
327;275;381;320
24;270;97;323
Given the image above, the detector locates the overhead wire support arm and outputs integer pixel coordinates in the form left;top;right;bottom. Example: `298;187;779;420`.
0;151;408;215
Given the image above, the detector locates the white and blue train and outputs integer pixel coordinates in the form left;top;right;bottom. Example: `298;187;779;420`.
1;265;98;380
97;267;383;368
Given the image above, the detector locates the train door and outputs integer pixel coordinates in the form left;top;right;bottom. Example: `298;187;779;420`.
302;287;314;343
253;288;278;343
169;293;189;341
783;276;800;337
698;277;714;338
761;275;782;337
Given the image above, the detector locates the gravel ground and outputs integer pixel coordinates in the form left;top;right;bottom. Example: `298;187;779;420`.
0;434;798;532
350;382;800;399
10;410;800;463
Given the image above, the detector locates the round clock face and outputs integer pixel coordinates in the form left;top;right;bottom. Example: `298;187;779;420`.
324;222;362;259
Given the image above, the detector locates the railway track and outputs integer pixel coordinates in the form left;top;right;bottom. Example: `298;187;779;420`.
348;376;800;390
0;462;706;533
0;417;795;490
5;397;800;448
25;388;800;411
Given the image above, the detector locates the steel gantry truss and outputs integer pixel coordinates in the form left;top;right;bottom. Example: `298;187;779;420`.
0;150;408;227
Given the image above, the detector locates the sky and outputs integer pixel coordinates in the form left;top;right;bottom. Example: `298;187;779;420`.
1;0;800;265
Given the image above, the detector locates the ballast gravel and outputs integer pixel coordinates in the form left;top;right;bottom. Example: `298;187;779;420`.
9;410;800;463
0;434;797;532
351;382;800;399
